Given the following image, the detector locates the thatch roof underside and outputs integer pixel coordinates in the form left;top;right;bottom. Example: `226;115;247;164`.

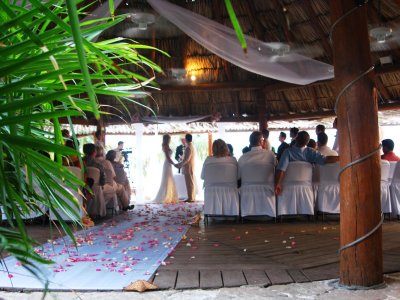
90;0;400;126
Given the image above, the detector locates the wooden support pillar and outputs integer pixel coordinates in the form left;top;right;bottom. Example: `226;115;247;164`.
208;131;213;156
134;123;145;202
257;90;267;131
95;118;105;145
331;1;383;287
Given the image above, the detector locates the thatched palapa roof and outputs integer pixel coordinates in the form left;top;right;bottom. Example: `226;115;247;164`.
84;0;400;126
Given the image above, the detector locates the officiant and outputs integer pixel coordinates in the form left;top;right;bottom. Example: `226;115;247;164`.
175;137;186;173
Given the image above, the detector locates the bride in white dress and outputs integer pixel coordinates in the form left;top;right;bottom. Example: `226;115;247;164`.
153;134;178;204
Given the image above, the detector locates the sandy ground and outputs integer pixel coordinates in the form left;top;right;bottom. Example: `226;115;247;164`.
0;273;399;300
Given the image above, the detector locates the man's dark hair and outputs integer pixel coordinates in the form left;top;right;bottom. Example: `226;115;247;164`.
118;141;124;146
290;127;299;137
261;129;270;139
316;124;326;133
185;133;193;143
83;143;96;156
317;132;328;146
61;129;70;138
296;131;310;147
382;139;395;151
249;131;263;147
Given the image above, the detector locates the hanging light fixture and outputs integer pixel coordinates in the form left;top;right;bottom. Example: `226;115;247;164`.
127;12;155;30
369;26;392;44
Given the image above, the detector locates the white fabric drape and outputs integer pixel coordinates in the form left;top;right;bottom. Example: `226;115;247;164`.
147;0;334;85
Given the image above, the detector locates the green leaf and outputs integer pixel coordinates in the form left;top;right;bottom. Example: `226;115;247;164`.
225;0;247;53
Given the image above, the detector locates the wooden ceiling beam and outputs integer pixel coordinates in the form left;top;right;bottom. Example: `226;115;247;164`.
307;86;321;111
374;76;392;100
302;0;333;63
155;63;400;93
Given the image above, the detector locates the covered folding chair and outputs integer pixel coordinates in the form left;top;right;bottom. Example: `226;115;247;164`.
202;160;239;224
240;162;276;218
49;166;84;221
381;160;392;215
277;161;314;217
316;163;340;217
390;162;400;218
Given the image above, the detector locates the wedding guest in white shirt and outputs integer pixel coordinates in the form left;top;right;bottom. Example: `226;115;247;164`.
238;131;276;179
317;132;338;156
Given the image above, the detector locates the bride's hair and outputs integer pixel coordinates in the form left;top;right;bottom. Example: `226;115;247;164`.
162;134;171;147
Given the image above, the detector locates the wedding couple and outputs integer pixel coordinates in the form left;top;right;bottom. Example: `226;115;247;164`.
153;134;196;204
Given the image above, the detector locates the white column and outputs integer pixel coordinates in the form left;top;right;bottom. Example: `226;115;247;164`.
217;122;226;140
134;123;145;202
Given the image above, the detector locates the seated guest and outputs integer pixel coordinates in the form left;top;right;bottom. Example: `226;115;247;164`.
96;147;133;211
83;143;106;184
201;139;237;176
106;150;132;200
201;139;239;216
317;132;338;156
307;138;317;150
277;132;290;161
275;131;339;195
63;139;81;168
289;127;299;146
315;124;325;135
238;131;276;174
381;139;400;161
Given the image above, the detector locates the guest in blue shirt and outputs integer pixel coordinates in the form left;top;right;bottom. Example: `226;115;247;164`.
275;131;339;195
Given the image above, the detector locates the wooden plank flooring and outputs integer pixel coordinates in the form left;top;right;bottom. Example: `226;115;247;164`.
154;219;400;290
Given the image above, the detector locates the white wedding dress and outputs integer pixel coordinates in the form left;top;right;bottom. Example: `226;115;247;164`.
153;148;178;204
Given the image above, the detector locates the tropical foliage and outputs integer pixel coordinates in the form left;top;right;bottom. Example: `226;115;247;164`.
0;0;163;280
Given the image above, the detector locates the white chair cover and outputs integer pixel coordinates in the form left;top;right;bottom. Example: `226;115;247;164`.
277;161;314;216
389;162;400;216
203;161;239;216
317;163;340;214
381;160;392;214
86;167;107;217
50;166;84;221
389;162;397;182
240;162;275;217
390;163;400;216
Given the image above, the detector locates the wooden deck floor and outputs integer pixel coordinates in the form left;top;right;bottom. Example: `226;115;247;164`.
152;219;400;290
